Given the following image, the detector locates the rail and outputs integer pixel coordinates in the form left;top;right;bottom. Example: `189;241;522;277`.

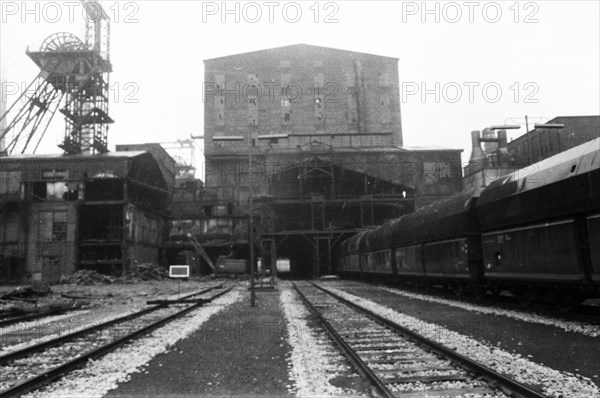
0;285;231;397
293;281;549;398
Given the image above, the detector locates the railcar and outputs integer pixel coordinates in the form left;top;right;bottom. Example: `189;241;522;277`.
339;137;600;308
360;221;395;276
396;188;482;293
476;138;600;306
340;230;369;276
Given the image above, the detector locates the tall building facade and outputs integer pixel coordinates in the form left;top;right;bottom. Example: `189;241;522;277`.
202;44;462;277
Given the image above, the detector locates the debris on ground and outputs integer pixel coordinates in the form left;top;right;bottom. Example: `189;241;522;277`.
132;263;168;281
60;270;117;286
1;286;50;302
57;264;169;286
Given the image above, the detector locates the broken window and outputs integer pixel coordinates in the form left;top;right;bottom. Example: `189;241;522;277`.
379;71;391;87
346;72;356;87
52;217;67;241
46;182;68;200
215;74;226;126
38;211;67;242
282;96;291;123
0;171;21;194
347;92;358;124
380;93;391;124
85;179;124;201
79;205;123;240
313;96;324;121
281;73;292;86
313;71;324;87
423;162;454;184
32;182;47;201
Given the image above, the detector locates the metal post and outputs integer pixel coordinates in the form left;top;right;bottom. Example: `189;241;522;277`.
249;133;255;307
525;115;533;164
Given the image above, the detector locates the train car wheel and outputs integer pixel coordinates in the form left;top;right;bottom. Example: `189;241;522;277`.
490;286;502;297
514;287;536;307
472;286;486;300
517;295;533;307
453;283;466;297
554;290;582;312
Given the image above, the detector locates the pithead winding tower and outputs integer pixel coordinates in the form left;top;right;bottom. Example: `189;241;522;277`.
0;0;112;156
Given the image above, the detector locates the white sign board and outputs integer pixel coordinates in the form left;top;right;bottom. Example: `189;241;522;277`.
169;265;190;278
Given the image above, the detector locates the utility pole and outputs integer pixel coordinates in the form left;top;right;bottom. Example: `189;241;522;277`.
212;131;288;307
249;132;255;307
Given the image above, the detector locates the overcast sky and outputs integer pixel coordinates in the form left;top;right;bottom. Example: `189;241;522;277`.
1;0;599;177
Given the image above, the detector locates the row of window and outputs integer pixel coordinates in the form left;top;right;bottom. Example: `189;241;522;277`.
212;71;393;127
511;131;559;164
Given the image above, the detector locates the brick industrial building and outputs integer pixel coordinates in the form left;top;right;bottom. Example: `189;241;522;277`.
201;44;463;277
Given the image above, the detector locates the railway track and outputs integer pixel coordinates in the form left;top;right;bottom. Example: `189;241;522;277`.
0;284;232;398
0;308;78;329
294;281;548;398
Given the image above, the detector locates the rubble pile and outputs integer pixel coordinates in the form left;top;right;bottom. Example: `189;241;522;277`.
62;270;117;286
59;264;168;286
0;286;49;301
132;263;168;281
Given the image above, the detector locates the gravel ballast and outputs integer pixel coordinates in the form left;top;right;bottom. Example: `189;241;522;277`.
378;286;600;337
1;281;215;351
329;281;600;384
280;283;364;397
106;286;294;397
22;288;243;398
319;284;600;398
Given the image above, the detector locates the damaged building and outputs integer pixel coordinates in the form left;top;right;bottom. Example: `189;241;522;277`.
0;149;175;283
2;44;467;282
202;44;463;277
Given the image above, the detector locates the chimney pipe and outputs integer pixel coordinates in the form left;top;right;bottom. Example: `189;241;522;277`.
469;131;486;163
497;129;507;148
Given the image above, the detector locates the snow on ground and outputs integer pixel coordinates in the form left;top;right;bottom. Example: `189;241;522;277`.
375;285;600;337
280;284;360;397
22;288;242;398
321;285;600;398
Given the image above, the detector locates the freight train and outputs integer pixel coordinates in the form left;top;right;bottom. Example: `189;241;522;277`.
339;138;600;310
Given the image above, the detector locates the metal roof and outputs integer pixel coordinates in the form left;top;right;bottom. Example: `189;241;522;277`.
204;43;399;62
0;151;147;161
479;138;599;203
477;138;600;229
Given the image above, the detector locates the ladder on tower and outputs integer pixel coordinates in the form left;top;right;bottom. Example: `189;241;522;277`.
186;233;214;271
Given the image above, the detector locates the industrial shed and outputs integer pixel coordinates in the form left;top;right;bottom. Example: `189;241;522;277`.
0;150;173;283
